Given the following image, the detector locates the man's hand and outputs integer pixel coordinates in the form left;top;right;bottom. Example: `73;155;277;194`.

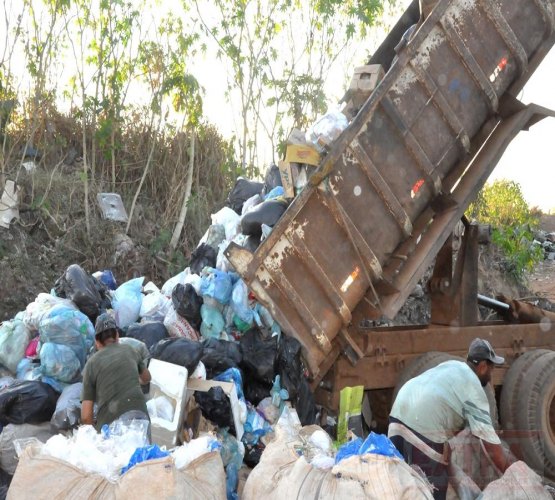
81;400;94;426
139;367;151;385
482;440;516;473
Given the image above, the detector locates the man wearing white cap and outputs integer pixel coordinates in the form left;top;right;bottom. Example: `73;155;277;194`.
388;338;515;499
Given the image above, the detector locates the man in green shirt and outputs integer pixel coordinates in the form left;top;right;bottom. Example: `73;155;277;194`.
81;313;151;434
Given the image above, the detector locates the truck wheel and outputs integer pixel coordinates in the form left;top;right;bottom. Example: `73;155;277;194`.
511;350;555;478
499;349;551;432
393;351;498;427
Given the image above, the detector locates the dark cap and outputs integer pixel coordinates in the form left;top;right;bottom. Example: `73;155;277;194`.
467;338;504;365
95;313;117;336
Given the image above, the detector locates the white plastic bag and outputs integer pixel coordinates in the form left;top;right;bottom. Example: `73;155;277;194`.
112;277;144;328
23;294;77;332
172;435;218;470
161;270;187;297
211;207;240;241
146;396;175;422
163;306;199;341
306;110;349;152
140;282;171;321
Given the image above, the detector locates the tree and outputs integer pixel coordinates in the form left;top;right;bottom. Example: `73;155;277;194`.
467;180;543;282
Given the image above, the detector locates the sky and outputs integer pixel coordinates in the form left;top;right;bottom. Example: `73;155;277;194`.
487;48;555;212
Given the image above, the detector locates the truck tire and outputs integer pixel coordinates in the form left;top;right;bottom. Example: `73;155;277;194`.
511;350;555;478
393;351;498;428
499;349;551;432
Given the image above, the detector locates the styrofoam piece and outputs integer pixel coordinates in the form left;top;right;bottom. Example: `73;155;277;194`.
97;193;128;222
147;359;188;448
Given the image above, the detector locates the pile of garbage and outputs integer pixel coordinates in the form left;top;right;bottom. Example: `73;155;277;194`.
533;229;555;261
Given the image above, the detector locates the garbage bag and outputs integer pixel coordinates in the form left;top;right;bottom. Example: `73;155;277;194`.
125;322;168;350
150;337;203;373
23;293;78;333
204;224;227;249
200;338;242;378
211;207;241;241
264;186;284;201
50;382;82;431
25;337;39;358
172;284;203;330
121;444;169;474
39;308;94;367
92;269;117;290
277;335;317;425
261;164;282;196
200;304;225;339
241;200;288;237
39;342;82;384
0;422;55;474
0;320;33;373
218;428;244;499
112;277;144;329
140;283;171;322
164;306;199;341
239;327;277;385
190;244;217;276
226;178;264;215
230;280;254;325
243;235;261;253
54;264;103;320
161;270;186;297
200;268;233;305
243;379;271;406
195;386;235;432
0;380;59;425
214;368;245;401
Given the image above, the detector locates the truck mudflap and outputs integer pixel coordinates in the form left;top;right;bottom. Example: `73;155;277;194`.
226;0;555;379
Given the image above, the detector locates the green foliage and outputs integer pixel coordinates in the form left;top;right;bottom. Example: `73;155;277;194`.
467;180;543;282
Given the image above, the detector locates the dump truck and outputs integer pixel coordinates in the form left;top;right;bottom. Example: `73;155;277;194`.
226;0;555;479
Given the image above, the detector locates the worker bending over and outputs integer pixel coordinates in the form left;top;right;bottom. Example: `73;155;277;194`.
388;338;514;499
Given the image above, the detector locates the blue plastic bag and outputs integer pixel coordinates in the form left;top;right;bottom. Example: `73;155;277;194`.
200;304;225;339
214;367;245;401
335;433;403;464
359;431;403;460
230;280;254;325
200;268;233;305
121;444;169;474
39;308;94;367
264;186;285;201
40;342;82;383
96;270;117;290
335;438;363;464
112;277;144;328
242;404;271;445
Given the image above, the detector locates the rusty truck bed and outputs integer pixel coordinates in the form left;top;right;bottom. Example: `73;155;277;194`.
226;0;555;378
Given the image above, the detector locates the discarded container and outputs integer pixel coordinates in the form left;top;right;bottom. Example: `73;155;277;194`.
97;193;129;223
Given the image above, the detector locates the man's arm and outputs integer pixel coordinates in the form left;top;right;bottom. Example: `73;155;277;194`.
81;400;94;425
139;367;151;385
482;440;516;473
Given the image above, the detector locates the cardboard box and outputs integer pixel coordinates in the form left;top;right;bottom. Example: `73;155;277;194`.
187;378;244;441
147;359;189;448
285;144;321;167
278;160;295;199
348;64;385;93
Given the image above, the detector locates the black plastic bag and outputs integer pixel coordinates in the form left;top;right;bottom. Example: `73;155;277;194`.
243;379;271;406
241;200;288;237
172;284;203;330
50;382;82;431
239;327;277;385
262;164;282;196
0;381;59;426
201;338;242;378
125;322;168;350
150;338;203;373
189;243;217;275
243;235;261;253
226;178;264;214
194;386;235;432
277;335;317;425
54;264;103;321
243;443;265;468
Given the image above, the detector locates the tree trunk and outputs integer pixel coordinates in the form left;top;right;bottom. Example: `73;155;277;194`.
170;130;195;251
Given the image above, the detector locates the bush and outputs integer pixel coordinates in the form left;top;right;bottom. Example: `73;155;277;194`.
467;180;543;282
